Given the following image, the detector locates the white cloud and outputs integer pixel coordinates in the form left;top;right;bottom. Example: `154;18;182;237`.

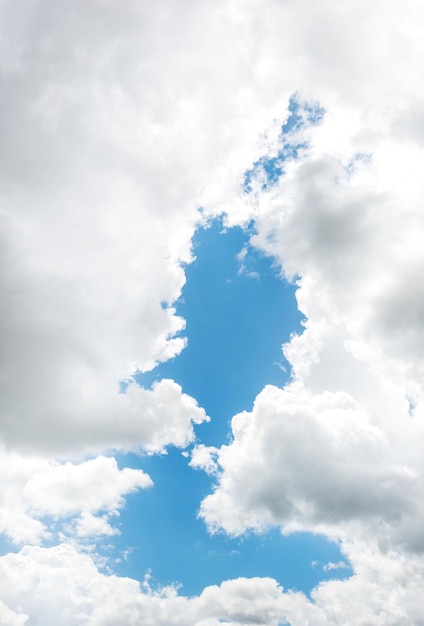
0;601;27;626
24;455;151;516
200;383;420;543
322;561;350;573
74;512;120;539
198;97;424;610
201;91;424;541
0;452;151;544
0;544;423;625
1;0;420;459
190;445;219;476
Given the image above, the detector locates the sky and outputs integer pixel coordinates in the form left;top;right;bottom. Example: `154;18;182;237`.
1;1;424;625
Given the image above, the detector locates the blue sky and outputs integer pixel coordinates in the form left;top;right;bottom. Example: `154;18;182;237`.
136;217;302;442
113;217;352;596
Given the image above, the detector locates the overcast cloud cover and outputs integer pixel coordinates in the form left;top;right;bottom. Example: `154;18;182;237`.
1;0;424;623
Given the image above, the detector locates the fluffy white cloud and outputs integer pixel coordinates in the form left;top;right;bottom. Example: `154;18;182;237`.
322;561;350;572
0;601;27;626
189;445;219;476
0;0;259;458
201;103;424;543
0;544;423;625
0;544;286;626
1;0;421;459
198;91;424;617
200;384;419;540
0;453;151;544
74;512;119;539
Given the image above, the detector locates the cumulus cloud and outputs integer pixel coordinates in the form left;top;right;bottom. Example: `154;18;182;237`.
0;544;288;626
0;0;242;458
74;512;120;539
200;383;422;545
0;544;423;625
0;453;151;545
189;445;219;476
2;0;420;460
200;95;424;551
198;79;424;615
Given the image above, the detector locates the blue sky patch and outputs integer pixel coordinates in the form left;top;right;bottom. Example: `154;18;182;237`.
113;217;352;595
243;95;325;193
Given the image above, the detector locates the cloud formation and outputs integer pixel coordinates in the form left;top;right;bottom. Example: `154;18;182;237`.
0;544;423;625
0;453;152;544
2;0;424;623
200;109;424;555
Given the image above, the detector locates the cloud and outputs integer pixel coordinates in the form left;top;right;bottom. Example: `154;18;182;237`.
198;88;424;611
0;544;423;625
74;512;120;539
0;544;287;626
0;601;27;626
0;0;250;458
23;455;151;516
322;561;350;572
199;383;419;543
2;0;420;460
0;453;151;544
190;445;219;476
